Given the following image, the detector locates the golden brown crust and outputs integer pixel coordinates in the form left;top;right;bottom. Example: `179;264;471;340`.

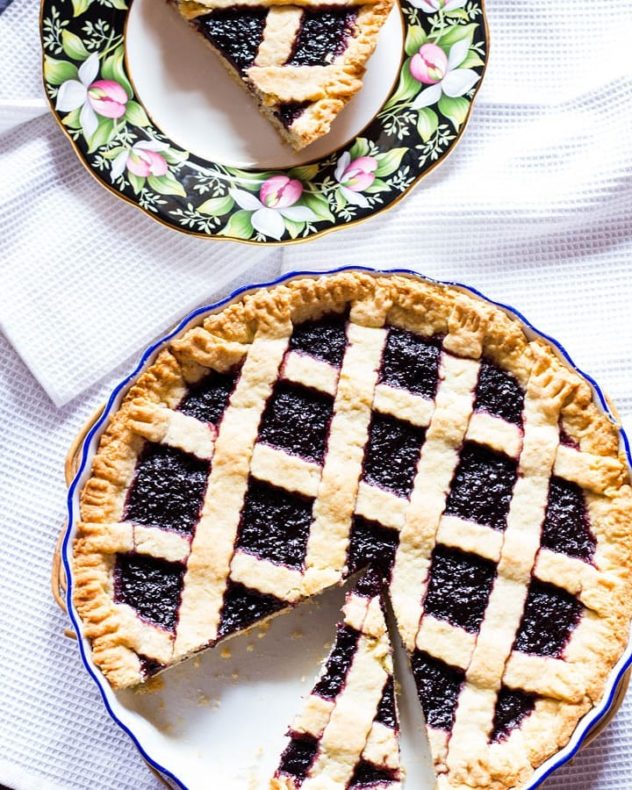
72;271;632;789
248;64;364;104
255;7;302;67
79;349;192;524
180;0;377;13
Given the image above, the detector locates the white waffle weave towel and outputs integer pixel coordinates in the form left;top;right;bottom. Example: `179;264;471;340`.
1;0;632;788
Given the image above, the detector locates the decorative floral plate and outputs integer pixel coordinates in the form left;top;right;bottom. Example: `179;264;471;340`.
41;0;488;244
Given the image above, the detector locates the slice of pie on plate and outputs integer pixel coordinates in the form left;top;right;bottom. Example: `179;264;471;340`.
169;0;393;149
73;271;632;789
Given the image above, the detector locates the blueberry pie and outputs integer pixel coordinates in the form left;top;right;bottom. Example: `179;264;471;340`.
169;0;393;149
74;271;632;789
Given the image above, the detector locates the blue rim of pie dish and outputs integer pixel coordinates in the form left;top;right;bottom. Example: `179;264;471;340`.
63;265;632;790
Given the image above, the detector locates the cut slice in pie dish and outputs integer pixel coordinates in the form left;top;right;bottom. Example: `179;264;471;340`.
169;0;394;149
72;271;632;789
272;569;402;789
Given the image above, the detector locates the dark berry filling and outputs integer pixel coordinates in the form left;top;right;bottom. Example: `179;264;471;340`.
379;327;441;399
491;688;536;743
138;654;164;679
424;546;496;633
349;761;398;787
513;580;583;658
541;477;595;562
559;426;579;449
237;478;313;569
362;413;426;498
195;9;267;73
276;102;310;129
313;624;360;700
444;443;517;531
410;651;465;731
259;381;333;465
124;443;209;535
287;9;356;67
353;566;389;600
178;368;238;425
277;735;319;783
374;676;396;729
348;515;399;578
289;314;348;366
217;581;286;639
474;361;524;426
114;554;184;631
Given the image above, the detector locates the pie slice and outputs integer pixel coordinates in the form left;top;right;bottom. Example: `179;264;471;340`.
272;569;402;789
169;0;393;149
73;272;632;790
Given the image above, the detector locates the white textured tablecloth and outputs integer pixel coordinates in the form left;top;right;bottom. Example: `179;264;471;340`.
2;0;632;787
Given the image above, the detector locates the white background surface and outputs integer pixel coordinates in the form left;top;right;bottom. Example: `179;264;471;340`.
1;0;632;788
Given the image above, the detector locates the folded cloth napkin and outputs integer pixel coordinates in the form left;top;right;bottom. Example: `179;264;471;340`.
0;0;282;408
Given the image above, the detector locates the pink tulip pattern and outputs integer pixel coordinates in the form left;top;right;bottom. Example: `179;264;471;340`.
411;0;467;12
410;39;480;110
87;80;128;119
229;176;317;240
335;153;379;208
260;176;304;209
410;44;448;85
110;140;171;182
55;54;128;139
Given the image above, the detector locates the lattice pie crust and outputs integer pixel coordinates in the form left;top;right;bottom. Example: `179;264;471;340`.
73;271;632;789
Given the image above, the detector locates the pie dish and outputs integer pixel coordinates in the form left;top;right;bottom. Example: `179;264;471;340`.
41;0;488;242
72;270;632;789
170;0;393;150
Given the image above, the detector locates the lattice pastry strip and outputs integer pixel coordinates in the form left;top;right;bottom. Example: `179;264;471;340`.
180;0;378;12
128;402;216;460
389;350;482;652
250;443;322;497
271;573;402;789
174;330;291;658
442;349;575;786
303;320;388;592
282;350;339;397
